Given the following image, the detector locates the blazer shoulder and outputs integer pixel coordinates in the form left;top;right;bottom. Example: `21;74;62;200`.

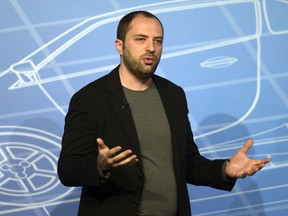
73;66;120;99
153;74;184;93
83;73;108;91
72;73;109;99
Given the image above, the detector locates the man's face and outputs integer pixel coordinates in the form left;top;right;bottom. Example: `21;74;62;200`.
121;15;163;80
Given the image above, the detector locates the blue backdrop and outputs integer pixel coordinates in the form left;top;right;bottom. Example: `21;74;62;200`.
0;0;288;215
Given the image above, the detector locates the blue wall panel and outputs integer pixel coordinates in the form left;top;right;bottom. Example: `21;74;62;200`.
0;0;287;215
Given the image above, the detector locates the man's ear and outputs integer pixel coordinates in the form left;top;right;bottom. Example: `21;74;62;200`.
115;39;124;55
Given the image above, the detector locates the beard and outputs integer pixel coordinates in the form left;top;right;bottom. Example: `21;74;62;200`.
122;47;161;81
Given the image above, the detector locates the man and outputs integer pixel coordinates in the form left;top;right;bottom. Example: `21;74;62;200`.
57;11;271;216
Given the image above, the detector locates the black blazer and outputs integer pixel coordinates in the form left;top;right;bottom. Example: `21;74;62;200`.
58;66;234;216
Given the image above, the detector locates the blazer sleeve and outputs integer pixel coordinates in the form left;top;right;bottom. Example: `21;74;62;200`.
57;88;102;187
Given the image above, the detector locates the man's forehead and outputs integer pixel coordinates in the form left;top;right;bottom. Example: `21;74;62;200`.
128;15;163;35
131;15;161;26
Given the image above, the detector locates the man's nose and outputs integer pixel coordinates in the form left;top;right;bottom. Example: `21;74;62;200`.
145;39;155;53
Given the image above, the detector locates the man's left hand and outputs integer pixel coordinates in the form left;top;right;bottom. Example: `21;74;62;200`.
225;139;271;178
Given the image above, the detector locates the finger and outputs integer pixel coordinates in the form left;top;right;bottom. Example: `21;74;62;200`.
113;154;139;168
248;164;261;175
129;157;139;166
248;159;270;176
97;138;106;150
97;138;122;157
110;149;132;162
246;170;255;176
248;164;264;176
252;158;271;169
96;138;104;144
262;158;272;164
107;146;123;158
239;171;248;178
122;155;139;166
241;139;253;154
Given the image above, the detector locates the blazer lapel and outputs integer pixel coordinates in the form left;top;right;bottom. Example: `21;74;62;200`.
153;76;181;175
153;76;180;144
107;67;143;169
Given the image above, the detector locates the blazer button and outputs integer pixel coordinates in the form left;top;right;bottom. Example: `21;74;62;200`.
137;175;144;181
133;200;140;207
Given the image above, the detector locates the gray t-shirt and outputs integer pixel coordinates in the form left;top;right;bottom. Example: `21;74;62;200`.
124;83;178;216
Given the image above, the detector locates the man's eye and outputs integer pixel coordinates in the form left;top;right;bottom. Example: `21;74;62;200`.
136;38;145;41
155;39;163;44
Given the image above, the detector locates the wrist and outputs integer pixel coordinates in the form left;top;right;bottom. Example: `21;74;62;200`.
224;160;237;181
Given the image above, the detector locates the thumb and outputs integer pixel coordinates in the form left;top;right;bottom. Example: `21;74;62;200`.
241;139;253;154
97;138;107;150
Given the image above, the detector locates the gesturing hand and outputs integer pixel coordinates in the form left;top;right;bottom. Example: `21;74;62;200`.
225;139;271;178
97;138;139;172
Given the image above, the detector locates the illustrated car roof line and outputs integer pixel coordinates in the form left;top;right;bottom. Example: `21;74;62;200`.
1;0;260;80
8;34;261;91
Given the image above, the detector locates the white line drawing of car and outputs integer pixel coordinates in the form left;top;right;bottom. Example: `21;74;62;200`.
1;1;287;133
263;0;288;35
0;126;75;212
0;0;266;137
0;0;287;215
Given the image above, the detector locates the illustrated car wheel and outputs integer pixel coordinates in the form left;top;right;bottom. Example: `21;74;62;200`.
0;126;74;206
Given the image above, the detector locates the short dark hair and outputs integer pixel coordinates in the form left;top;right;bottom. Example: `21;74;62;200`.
116;11;164;42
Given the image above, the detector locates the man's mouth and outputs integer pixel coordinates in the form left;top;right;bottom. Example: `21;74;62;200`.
143;56;155;65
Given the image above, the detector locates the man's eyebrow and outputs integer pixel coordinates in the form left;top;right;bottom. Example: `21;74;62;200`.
134;34;163;39
154;36;164;40
134;34;148;38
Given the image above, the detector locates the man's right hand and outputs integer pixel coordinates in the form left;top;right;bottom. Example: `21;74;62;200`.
97;138;139;172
